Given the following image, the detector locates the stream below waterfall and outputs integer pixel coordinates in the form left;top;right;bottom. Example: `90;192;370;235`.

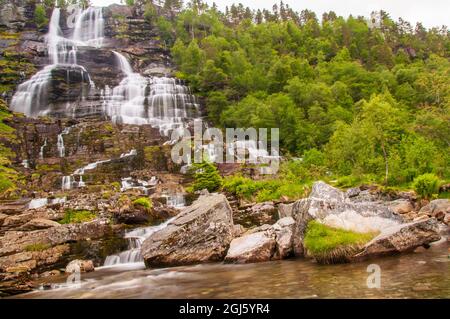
12;242;449;299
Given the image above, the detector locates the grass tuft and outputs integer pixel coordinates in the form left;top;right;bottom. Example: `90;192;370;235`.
59;209;96;224
304;220;376;264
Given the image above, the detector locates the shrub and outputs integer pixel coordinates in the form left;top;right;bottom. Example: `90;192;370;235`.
59;210;96;224
412;173;440;199
34;4;48;28
25;243;50;252
304;221;376;264
335;175;359;188
133;197;152;209
190;161;222;192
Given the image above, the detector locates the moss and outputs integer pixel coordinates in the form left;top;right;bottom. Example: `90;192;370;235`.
304;220;376;264
133;197;152;209
59;210;96;224
111;181;121;191
25;243;50;252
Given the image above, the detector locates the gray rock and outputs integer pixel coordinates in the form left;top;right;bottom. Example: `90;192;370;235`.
224;217;295;263
290;181;402;256
272;217;295;259
352;218;441;260
142;194;234;267
224;231;276;264
278;202;294;219
419;199;450;221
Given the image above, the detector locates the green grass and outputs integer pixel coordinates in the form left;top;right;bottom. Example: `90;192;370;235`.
133;197;152;209
59;210;96;224
25;243;50;252
304;220;376;264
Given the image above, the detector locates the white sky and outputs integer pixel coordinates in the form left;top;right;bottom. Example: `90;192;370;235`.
92;0;449;29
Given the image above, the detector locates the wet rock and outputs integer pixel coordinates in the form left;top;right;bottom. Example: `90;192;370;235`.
65;259;95;273
224;231;276;264
352;218;441;261
142;194;234;267
18;218;61;231
40;269;61;278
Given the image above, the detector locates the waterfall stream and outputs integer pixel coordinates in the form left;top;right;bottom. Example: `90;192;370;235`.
103;217;176;266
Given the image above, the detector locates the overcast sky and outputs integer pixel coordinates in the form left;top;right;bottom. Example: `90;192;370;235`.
92;0;449;29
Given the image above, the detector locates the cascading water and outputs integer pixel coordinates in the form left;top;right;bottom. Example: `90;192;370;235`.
39;138;48;159
10;7;104;116
57;126;71;157
104;51;199;135
103;217;176;266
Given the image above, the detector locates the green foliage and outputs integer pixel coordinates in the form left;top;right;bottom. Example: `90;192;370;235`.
167;4;450;189
25;243;50;252
59;210;96;224
125;0;135;6
304;220;376;264
133;197;153;209
222;172;308;202
34;4;48;28
189;161;222;192
412;173;441;199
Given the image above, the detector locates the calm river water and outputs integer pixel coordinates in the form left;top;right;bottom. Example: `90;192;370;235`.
13;242;449;299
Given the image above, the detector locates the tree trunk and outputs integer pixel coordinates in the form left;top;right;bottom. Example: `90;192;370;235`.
381;141;389;185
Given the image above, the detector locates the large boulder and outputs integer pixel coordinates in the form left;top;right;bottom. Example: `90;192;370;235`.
224;217;295;263
290;181;402;255
142;194;234;267
224;231;276;264
352;218;441;261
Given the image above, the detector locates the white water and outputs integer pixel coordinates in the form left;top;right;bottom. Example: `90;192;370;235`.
61;175;74;190
120;176;158;193
104;51;199;136
165;194;186;208
57;126;71;157
39;138;48;159
28;197;66;209
10;7;103;116
103;217;176;266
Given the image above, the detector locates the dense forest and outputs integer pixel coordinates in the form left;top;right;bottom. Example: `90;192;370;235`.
144;0;449;197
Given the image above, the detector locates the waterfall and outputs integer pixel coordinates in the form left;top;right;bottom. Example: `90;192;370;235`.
39;138;48;159
10;7;104;117
104;52;199;136
61;175;74;190
165;194;186;208
57;127;71;158
72;7;104;48
120;176;158;193
103;217;176;266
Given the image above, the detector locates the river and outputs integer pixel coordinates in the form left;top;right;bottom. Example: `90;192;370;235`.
11;242;449;299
